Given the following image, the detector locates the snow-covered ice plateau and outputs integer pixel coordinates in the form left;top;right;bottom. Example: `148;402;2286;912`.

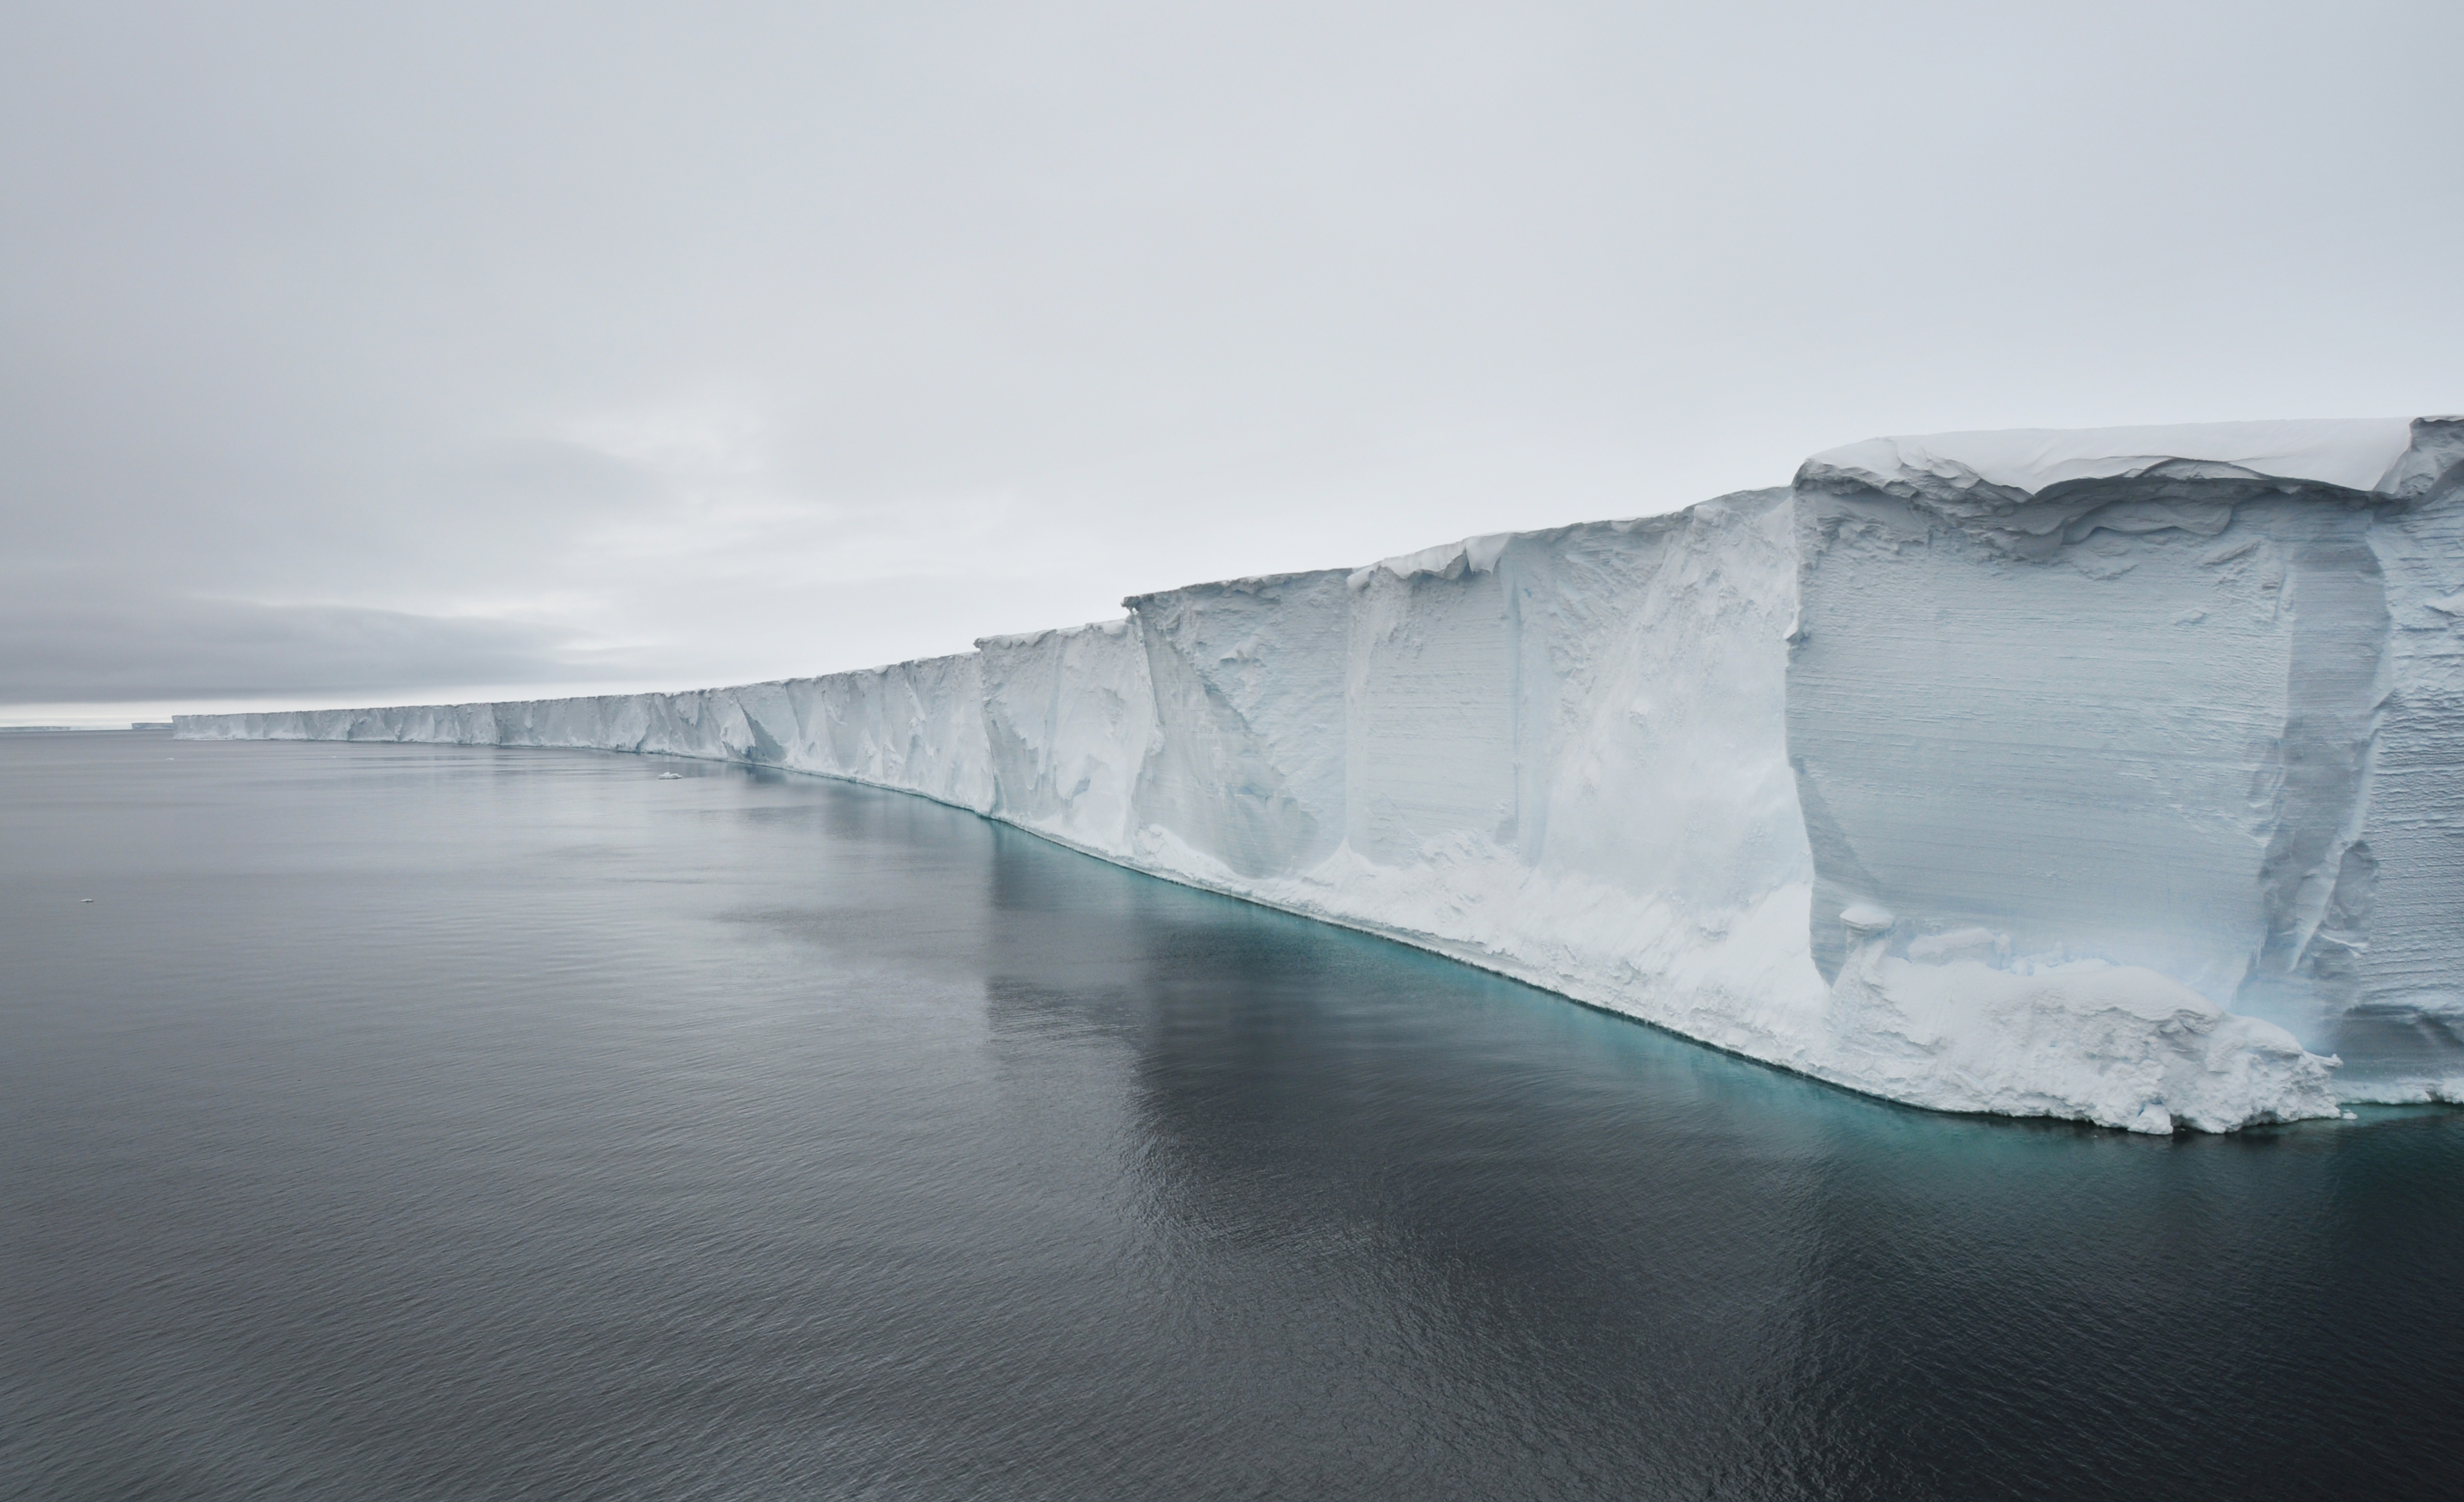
179;417;2464;1131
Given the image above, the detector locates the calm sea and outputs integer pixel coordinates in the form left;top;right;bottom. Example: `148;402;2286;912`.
5;732;2459;1500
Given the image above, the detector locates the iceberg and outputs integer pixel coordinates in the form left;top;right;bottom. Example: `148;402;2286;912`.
178;417;2464;1131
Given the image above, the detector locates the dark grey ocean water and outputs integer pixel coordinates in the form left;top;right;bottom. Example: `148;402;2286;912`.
4;732;2460;1501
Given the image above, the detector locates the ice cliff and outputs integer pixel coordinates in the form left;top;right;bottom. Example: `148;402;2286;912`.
178;417;2464;1131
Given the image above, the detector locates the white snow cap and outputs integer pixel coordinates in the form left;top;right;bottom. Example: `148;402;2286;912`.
1800;417;2463;504
1351;531;1516;588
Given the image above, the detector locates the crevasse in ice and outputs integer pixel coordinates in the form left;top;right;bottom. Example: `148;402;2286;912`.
179;418;2464;1131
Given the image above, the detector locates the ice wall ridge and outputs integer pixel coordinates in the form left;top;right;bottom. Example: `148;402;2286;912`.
179;419;2464;1132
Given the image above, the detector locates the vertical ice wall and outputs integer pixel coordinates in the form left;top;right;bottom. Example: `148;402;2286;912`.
2346;424;2464;1092
977;620;1157;854
173;653;997;814
175;418;2464;1130
1124;570;1353;880
1790;418;2464;1109
777;653;998;813
1292;498;1832;1067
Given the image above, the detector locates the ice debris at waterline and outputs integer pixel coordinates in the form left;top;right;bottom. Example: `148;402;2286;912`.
178;417;2464;1133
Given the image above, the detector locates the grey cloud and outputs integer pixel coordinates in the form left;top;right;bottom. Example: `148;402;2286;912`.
0;582;618;702
2;1;2459;714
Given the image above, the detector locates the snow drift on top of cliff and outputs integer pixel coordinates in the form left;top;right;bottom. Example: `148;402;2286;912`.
1800;417;2463;507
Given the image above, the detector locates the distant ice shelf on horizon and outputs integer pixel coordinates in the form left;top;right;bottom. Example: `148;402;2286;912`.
178;416;2464;1133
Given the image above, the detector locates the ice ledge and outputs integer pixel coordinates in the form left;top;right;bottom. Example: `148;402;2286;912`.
1816;943;2339;1134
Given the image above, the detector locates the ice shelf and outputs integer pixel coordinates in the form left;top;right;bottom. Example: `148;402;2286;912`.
179;418;2464;1131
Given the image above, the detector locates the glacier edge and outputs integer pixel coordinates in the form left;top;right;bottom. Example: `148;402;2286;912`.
179;418;2464;1131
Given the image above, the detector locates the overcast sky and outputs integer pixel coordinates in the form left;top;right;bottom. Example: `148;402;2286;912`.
5;0;2458;723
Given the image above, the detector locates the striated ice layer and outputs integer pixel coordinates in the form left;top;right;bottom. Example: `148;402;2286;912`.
177;418;2464;1131
1793;416;2464;1113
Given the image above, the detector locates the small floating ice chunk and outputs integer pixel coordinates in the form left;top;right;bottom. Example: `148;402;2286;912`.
1840;902;1895;934
657;771;684;780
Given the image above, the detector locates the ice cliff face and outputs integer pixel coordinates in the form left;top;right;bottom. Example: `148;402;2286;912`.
178;418;2464;1131
1793;418;2464;1113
